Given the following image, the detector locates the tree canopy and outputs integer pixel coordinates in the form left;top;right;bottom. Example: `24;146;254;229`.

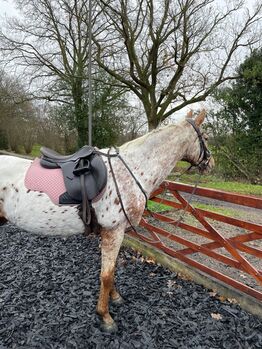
208;49;262;182
0;0;127;146
0;0;261;136
94;0;262;129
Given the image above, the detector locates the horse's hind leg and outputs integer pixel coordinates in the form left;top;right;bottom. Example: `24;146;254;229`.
110;282;123;304
96;226;124;331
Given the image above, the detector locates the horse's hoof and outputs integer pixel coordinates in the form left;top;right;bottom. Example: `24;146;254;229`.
111;296;124;305
101;321;118;333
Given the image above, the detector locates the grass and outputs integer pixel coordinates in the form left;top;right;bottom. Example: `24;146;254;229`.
147;200;171;212
147;199;242;218
30;144;42;157
192;202;242;218
171;162;262;196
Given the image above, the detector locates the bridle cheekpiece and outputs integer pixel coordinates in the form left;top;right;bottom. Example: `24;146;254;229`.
186;118;212;172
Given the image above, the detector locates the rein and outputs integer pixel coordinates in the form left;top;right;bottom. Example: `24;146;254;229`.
96;147;148;236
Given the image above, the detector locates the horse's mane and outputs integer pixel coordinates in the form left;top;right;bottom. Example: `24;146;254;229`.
120;121;181;151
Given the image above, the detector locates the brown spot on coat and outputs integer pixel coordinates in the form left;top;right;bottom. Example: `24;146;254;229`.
15;188;19;192
27;189;31;193
109;190;112;196
114;198;120;205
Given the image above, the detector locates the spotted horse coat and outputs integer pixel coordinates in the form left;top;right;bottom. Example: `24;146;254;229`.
0;111;214;331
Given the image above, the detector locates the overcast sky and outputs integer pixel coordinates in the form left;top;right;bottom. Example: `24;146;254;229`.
0;0;259;19
0;0;259;120
0;0;17;18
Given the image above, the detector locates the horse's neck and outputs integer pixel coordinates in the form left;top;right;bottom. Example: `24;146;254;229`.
120;122;191;196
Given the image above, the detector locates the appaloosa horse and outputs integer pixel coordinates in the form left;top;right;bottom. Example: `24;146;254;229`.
0;110;214;331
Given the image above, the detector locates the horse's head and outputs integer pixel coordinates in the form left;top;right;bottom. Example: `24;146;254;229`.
182;110;215;174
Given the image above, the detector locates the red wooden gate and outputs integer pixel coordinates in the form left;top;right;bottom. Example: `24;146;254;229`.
128;181;262;301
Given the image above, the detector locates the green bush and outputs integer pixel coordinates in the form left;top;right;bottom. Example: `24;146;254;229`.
0;129;8;150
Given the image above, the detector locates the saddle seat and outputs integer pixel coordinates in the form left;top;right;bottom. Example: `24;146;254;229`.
41;145;94;164
40;145;107;205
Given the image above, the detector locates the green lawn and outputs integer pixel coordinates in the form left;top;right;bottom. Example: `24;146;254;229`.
30;144;42;157
170;162;262;196
192;202;242;218
147;200;242;219
147;201;171;212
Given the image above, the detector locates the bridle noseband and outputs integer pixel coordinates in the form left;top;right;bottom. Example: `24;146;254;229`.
186;119;211;171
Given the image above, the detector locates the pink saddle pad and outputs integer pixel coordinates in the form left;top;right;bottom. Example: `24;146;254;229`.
25;158;67;205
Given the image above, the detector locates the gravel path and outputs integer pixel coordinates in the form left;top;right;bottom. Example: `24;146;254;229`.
0;223;261;349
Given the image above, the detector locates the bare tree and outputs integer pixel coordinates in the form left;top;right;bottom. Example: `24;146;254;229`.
0;71;37;153
0;0;94;146
94;0;262;129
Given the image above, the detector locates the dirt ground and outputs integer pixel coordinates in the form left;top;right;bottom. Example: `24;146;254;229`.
142;193;262;294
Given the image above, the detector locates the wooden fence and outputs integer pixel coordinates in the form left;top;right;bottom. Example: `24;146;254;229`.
128;181;262;303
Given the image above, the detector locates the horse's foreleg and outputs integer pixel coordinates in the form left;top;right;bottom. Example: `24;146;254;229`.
97;226;124;331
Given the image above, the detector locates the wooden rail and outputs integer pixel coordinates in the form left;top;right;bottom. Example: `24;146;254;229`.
128;181;262;302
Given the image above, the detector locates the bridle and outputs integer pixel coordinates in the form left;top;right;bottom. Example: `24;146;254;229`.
186;119;212;172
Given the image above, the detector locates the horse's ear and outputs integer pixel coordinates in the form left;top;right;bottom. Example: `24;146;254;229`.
186;110;193;118
195;109;206;126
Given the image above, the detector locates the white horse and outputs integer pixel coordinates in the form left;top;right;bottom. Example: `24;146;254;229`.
0;111;214;331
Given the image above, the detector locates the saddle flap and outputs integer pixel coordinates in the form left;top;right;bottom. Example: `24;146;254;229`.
60;154;107;202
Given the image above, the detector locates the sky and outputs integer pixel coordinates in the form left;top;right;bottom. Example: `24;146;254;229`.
0;0;259;15
0;0;260;121
0;0;18;18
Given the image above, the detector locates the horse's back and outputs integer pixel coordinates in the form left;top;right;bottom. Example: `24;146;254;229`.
0;155;32;184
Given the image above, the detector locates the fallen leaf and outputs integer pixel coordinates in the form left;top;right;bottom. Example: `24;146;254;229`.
209;291;217;297
146;258;155;264
167;280;176;288
218;295;227;302
227;298;237;304
211;313;223;320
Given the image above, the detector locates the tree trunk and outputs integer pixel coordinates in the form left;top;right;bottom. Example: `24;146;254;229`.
147;109;159;131
72;80;87;148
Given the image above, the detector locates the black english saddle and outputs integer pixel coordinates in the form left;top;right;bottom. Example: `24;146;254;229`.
40;145;107;206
